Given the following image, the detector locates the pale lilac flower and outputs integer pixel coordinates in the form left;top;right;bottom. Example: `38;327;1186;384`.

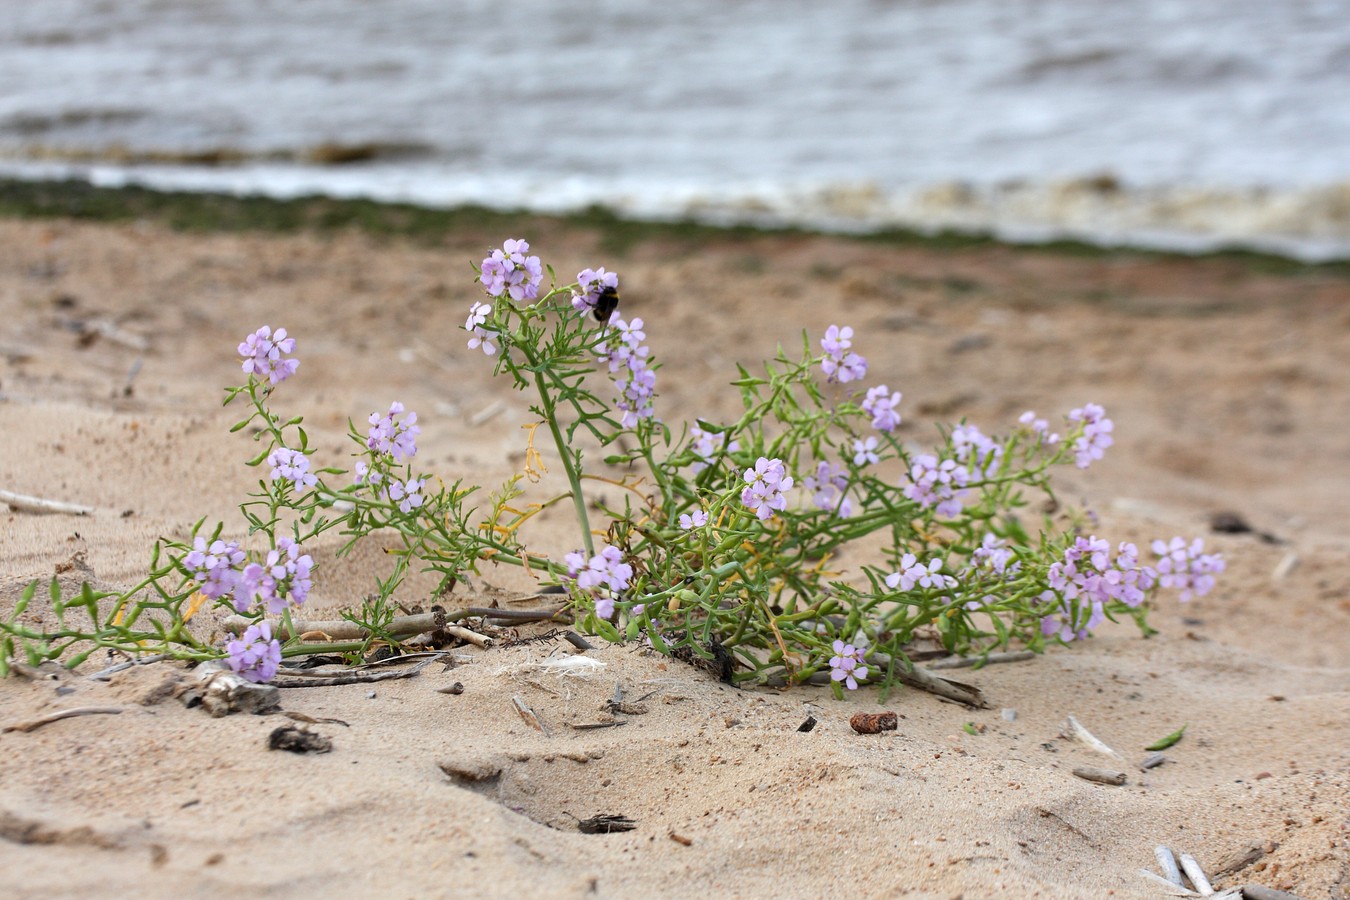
354;460;384;489
465;301;499;356
225;621;282;683
803;460;852;517
1068;403;1114;469
1152;537;1224;601
741;457;794;521
827;639;868;691
862;386;902;432
1037;534;1166;641
565;543;633;620
819;324;868;384
972;533;1020;578
951;423;1002;478
573;267;619;313
385;477;426;515
238;326;299;386
1018;411;1061;446
884;553;957;592
184;537;245;602
479;238;543;302
904;454;971;518
267;447;318;491
600;316;657;428
852;436;880;467
366;402;420;462
689;425;740;473
240;536;314;615
678;509;709;529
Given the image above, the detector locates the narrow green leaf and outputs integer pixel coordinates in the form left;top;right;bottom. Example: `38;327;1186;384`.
1145;724;1187;751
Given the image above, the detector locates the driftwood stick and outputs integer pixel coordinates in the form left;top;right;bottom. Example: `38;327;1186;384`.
443;625;492;648
1241;886;1304;900
1072;765;1127;786
225;612;446;640
0;489;93;517
273;656;438;688
86;654;170;681
465;606;570;623
3;707;124;733
1156;846;1185;887
1137;870;1202;897
927;650;1036;670
892;662;990;708
1179;853;1214;896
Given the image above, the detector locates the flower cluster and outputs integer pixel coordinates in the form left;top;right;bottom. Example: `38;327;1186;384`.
885;553;957;592
828;639;868;690
951;423;1002;479
267;447;317;492
479;238;543;302
1018;410;1061;446
239;536;314;615
861;385;902;432
573;267;618;314
1153;537;1225;601
904;454;971;518
971;533;1020;578
819;324;868;383
803;460;851;517
465;301;498;357
1068;403;1113;469
383;477;426;515
565;543;634;619
688;424;740;473
185;537;246;602
238;326;298;386
1036;537;1155;642
366;402;420;462
741;457;794;520
600;316;656;429
225;621;282;683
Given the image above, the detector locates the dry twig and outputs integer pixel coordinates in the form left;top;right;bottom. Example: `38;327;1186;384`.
3;706;124;733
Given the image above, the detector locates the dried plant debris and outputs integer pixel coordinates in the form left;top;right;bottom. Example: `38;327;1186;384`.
849;712;898;734
576;815;636;835
267;725;333;754
669;637;735;683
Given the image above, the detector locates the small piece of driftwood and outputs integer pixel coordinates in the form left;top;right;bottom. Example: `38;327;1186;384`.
0;489;93;517
8;661;60;681
1142;752;1169;770
224;612;444;640
512;695;548;735
570;721;627;731
443;625;492;648
1211;843;1268;878
1156;846;1185;887
1063;715;1124;760
1179;853;1214;896
1072;765;1127;786
893;663;989;708
927;650;1036;670
1242;886;1304;900
465;606;570;624
3;706;124;733
273;656;438;688
194;661;280;716
86;654;170;681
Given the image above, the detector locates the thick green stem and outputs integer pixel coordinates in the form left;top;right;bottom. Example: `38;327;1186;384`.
532;367;595;557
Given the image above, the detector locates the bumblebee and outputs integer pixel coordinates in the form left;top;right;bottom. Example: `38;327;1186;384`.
593;284;620;321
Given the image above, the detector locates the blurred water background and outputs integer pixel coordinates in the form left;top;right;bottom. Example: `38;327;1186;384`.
2;0;1347;259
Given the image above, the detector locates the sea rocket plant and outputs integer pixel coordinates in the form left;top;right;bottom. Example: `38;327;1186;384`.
1;236;1225;700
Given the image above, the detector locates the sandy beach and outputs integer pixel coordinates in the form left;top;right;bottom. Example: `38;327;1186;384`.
1;208;1348;898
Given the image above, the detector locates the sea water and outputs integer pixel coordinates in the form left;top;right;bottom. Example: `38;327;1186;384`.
2;0;1347;259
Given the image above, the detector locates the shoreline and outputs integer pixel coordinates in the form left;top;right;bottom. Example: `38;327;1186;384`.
3;176;1348;279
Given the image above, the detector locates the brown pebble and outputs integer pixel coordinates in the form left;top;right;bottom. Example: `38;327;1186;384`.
849;712;898;734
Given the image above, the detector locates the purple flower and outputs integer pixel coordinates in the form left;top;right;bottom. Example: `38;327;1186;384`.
384;477;426;514
1036;535;1164;641
741;457;794;521
239;536;314;615
1152;537;1224;601
689;424;740;473
819;324;868;383
600;316;656;429
951;423;1002;478
354;460;384;489
1068;403;1114;469
225;621;282;683
267;447;318;491
565;543;633;619
862;386;902;432
885;553;957;592
184;537;245;602
972;533;1020;578
465;301;499;356
904;454;971;518
238;326;299;386
827;639;868;691
678;509;709;529
803;460;852;517
852;436;880;467
574;267;619;312
366;402;420;462
1018;410;1061;446
479;239;543;302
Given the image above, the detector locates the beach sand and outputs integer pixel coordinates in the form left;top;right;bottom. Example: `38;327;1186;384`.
1;215;1347;898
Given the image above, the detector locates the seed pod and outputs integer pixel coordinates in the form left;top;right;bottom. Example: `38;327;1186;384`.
849;712;898;734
